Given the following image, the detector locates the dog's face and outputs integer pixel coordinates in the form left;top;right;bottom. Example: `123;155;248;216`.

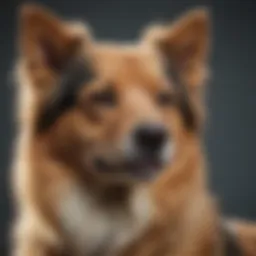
75;45;177;180
19;5;209;182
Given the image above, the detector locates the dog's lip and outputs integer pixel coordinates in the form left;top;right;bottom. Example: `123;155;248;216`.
126;157;162;171
94;156;164;178
128;158;164;179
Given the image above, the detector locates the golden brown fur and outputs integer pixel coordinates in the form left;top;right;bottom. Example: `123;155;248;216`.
11;4;256;256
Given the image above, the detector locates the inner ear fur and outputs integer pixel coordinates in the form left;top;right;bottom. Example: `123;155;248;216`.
142;8;211;90
18;4;91;88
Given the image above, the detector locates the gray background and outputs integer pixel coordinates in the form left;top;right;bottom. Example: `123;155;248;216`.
1;0;256;254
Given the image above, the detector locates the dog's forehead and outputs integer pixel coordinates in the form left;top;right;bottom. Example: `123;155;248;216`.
92;43;167;88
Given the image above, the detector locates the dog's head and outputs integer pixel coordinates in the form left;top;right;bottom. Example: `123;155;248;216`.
18;5;210;183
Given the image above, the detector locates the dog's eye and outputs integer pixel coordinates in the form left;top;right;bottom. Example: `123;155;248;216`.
90;88;117;107
157;92;175;107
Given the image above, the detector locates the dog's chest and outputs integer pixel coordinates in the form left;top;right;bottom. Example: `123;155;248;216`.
59;186;153;256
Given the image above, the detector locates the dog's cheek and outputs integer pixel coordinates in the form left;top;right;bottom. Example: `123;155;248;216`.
83;105;103;123
163;109;183;141
71;109;113;148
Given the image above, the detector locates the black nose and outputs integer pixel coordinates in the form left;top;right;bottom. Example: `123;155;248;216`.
134;123;167;154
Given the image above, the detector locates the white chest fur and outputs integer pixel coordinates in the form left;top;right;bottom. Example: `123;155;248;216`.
59;185;153;255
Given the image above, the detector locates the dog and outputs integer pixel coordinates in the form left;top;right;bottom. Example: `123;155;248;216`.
11;4;256;256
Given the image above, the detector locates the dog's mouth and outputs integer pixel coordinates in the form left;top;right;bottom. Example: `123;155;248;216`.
94;155;166;181
91;138;174;181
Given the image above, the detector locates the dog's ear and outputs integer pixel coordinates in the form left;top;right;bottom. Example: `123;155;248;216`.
18;4;91;87
142;9;210;90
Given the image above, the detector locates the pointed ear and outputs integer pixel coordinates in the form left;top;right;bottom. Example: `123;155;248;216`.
142;8;210;89
18;4;91;82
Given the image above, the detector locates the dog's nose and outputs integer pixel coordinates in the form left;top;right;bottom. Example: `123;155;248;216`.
134;123;167;154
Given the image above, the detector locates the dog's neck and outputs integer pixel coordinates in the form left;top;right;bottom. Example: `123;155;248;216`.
77;178;134;211
57;166;153;255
